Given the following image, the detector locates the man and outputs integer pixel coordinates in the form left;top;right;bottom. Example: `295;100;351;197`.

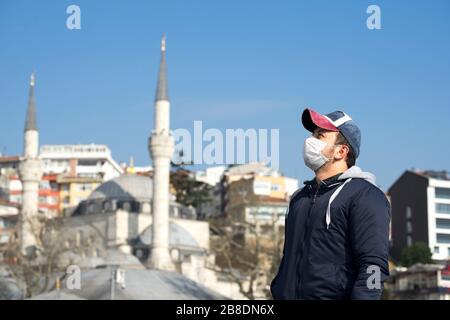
270;108;390;300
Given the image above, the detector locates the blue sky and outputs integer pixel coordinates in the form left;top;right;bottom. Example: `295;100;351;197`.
1;0;449;191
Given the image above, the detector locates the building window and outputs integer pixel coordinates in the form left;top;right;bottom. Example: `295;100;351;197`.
76;183;92;192
406;206;412;219
406;221;413;234
436;188;450;200
271;184;281;191
436;203;450;214
448;248;450;258
436;233;450;244
407;235;413;247
48;196;57;205
10;195;22;204
434;246;440;254
436;218;450;229
78;160;97;166
63;196;70;204
103;201;112;211
39;181;50;189
122;202;131;212
88;203;96;214
135;249;144;259
76;230;83;246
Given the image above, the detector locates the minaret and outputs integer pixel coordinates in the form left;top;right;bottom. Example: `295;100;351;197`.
18;73;43;256
148;35;175;270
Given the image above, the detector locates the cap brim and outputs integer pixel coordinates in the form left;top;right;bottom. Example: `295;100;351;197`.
301;108;338;132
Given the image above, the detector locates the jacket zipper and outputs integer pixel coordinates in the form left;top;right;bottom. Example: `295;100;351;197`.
312;185;320;203
296;183;321;298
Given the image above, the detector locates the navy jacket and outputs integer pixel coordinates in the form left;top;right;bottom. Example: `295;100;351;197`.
270;166;391;300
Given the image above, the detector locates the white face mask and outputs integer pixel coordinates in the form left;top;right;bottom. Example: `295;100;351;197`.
303;136;330;171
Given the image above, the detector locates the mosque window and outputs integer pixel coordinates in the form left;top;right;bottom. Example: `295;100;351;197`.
88;203;96;214
122;202;131;212
103;201;112;211
135;249;144;259
171;248;181;262
132;201;139;212
76;230;83;246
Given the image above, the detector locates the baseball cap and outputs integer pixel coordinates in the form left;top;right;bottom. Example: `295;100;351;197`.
301;108;361;158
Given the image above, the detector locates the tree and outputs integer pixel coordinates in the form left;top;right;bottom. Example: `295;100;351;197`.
2;215;95;298
400;242;433;267
208;215;282;300
207;189;284;300
170;169;213;219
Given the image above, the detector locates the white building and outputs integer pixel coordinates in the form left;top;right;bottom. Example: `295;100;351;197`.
389;170;450;261
386;263;450;300
195;166;226;186
40;144;123;181
0;200;19;250
428;176;450;260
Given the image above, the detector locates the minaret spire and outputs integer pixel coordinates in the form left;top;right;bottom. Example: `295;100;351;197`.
25;72;37;131
148;35;175;271
155;34;169;102
19;72;43;257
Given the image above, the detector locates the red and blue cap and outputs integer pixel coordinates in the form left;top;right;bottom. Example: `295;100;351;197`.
301;108;361;158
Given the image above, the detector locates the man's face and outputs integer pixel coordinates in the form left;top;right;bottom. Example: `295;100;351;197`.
312;128;341;161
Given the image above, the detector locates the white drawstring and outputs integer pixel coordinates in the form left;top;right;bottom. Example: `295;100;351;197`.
326;178;352;230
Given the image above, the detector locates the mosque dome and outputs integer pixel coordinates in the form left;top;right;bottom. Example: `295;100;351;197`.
131;222;205;262
88;174;152;202
72;173;196;219
72;174;153;216
139;222;200;249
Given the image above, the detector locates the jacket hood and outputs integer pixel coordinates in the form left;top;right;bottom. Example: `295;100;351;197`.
338;166;376;185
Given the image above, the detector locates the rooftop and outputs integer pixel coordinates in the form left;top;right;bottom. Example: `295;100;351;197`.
225;162;276;176
31;268;229;300
390;263;447;276
0;156;20;163
40;144;112;156
412;169;450;181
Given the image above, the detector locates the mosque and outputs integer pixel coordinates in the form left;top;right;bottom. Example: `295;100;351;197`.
15;36;243;299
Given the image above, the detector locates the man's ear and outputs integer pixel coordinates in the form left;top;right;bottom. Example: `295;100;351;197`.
335;144;349;161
